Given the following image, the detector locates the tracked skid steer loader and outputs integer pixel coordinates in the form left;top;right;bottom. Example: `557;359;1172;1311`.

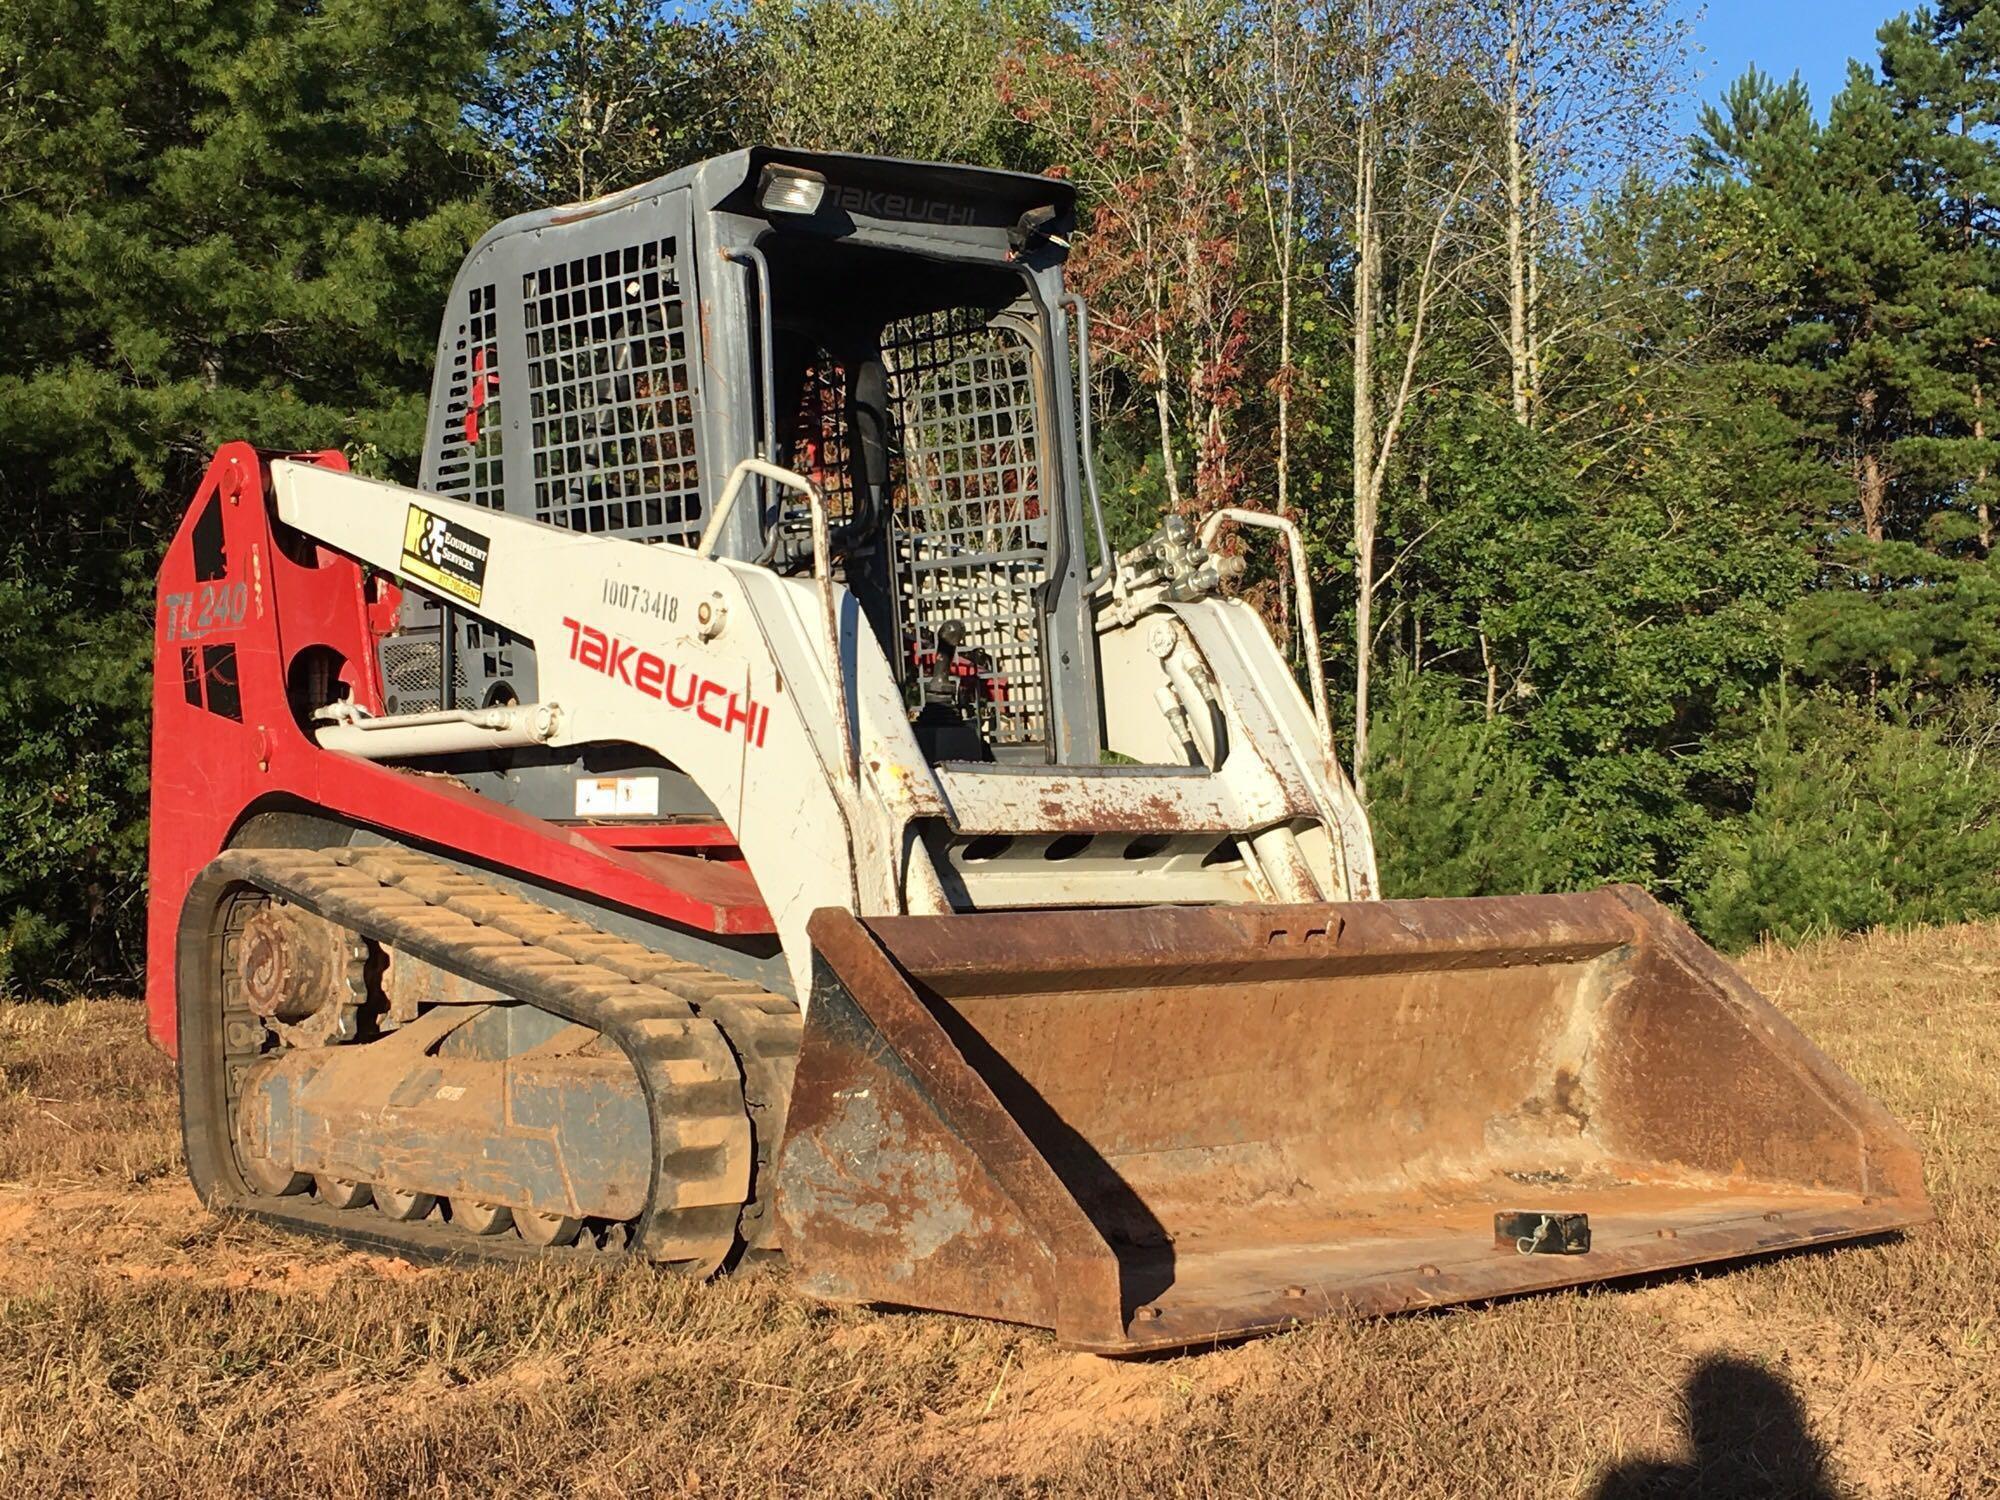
148;150;1928;1353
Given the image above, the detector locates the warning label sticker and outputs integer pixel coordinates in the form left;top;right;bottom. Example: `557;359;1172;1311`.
574;776;661;818
401;504;490;606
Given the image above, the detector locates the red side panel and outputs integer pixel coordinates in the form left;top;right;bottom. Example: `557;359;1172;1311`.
146;446;774;1056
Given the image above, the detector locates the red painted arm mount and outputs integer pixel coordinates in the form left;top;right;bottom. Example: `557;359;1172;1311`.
145;445;774;1055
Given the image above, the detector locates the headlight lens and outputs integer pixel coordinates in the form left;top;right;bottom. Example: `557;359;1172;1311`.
757;164;827;216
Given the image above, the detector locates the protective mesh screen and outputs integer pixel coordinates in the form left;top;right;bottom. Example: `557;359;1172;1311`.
524;238;701;543
789;351;857;524
885;308;1049;747
429;283;504;510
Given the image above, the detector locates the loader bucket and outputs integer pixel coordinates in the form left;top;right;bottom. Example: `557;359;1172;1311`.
776;888;1929;1353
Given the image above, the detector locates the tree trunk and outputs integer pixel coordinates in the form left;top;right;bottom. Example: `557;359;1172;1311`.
1275;127;1295;516
1153;363;1182;513
1276;287;1292;514
1857;387;1885;542
1355;511;1375;794
1172;56;1229;510
1504;8;1530;425
1351;127;1378;795
1525;178;1542;422
1859;450;1886;543
1977;382;1990;554
1858;450;1886;543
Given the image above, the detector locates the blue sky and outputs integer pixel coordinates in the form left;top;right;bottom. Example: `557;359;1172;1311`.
1679;0;1902;129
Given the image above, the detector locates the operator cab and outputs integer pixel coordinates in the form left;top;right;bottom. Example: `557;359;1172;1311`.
405;148;1101;778
720;157;1091;768
751;237;1062;764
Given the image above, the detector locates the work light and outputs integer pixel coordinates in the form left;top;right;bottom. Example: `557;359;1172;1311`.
757;163;826;216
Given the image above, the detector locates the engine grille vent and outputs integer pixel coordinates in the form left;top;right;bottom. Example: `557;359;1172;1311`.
379;637;468;716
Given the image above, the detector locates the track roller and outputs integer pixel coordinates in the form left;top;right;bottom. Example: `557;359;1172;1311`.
240;1154;311;1198
316;1177;373;1210
449;1200;514;1236
374;1186;437;1223
516;1210;582;1247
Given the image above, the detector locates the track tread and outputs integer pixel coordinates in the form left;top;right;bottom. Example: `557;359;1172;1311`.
199;845;801;1273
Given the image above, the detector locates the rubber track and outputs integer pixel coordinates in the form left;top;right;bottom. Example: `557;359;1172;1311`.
204;846;801;1272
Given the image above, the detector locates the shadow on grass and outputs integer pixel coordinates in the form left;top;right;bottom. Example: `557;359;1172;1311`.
1593;1353;1837;1499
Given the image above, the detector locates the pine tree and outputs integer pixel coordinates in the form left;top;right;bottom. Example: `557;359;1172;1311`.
0;0;499;991
1880;0;2000;554
1701;28;2000;701
1704;65;1945;546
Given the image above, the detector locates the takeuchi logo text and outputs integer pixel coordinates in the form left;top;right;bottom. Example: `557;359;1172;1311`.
562;617;771;748
824;182;977;227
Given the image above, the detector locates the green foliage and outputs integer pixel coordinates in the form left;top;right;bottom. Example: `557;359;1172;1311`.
1787;542;2000;688
1086;419;1179;556
0;0;499;490
0;0;498;992
1700;21;2000;682
1350;13;2000;929
0;561;153;991
493;0;747;204
1377;390;1809;897
741;0;1054;168
1694;688;2000;950
1364;673;1575;899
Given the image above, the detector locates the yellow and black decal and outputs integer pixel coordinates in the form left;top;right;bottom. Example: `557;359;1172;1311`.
401;504;490;606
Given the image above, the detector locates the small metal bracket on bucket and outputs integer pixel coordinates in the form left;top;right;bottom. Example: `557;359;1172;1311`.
1496;1211;1591;1255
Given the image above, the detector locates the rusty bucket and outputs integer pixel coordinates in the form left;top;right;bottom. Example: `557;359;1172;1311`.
775;888;1929;1353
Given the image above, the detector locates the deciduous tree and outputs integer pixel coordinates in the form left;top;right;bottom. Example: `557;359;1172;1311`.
494;0;746;204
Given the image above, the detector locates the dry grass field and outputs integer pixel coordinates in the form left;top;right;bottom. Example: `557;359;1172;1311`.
1;922;1995;1496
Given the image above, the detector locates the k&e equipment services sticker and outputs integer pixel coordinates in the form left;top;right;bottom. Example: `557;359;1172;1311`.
401;504;490;606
